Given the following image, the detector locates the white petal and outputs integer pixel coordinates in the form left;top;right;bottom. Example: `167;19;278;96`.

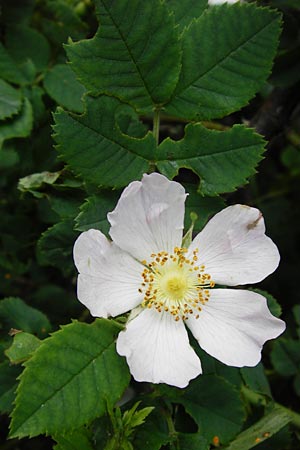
117;308;202;388
73;229;143;317
187;289;285;367
108;173;186;261
188;205;280;285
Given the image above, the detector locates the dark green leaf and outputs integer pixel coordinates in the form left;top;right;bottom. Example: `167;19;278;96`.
177;432;209;450
54;429;94;450
0;297;51;338
0;43;27;85
241;363;272;397
44;64;86;113
65;0;181;110
54;95;155;188
178;375;245;443
165;3;281;120
10;319;130;438
166;0;208;32
157;124;265;196
5;332;41;364
37;219;78;275
270;339;300;377
0;361;22;414
0;98;33;149
224;407;290;450
75;192;120;235
5;25;50;72
0;79;22;120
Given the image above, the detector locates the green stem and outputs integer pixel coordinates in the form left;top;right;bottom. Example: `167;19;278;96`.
153;108;161;146
242;385;300;429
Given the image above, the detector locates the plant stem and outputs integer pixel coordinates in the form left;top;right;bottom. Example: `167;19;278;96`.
242;385;300;428
153;108;161;146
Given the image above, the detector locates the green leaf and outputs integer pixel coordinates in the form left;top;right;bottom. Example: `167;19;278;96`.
75;192;120;235
184;183;225;231
0;145;19;170
133;410;170;450
18;171;62;198
37;219;78;275
0;79;22;120
10;319;130;438
0;297;51;338
224;407;291;450
177;432;209;450
44;64;86;113
0;361;22;414
5;332;41;364
5;25;50;72
0;98;33;150
0;43;27;85
65;0;181;111
157;124;265;196
165;3;281;120
270;339;300;377
40;0;87;45
54;429;94;450
166;0;208;32
178;375;245;443
54;95;155;188
241;363;272;398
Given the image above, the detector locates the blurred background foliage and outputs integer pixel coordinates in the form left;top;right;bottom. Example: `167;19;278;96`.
0;0;300;448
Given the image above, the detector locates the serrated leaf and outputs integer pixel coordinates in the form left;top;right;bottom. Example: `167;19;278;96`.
37;219;78;275
5;25;50;72
54;429;94;450
166;0;208;32
75;191;120;235
54;95;155;188
178;375;245;443
10;319;130;438
0;98;33;149
224;407;290;450
44;64;86;113
0;297;51;338
0;361;22;414
165;3;281;120
0;79;22;120
65;0;181;111
270;339;300;377
5;332;41;364
157;124;265;196
0;43;27;85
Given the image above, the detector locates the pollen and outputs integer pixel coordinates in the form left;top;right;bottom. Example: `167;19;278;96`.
138;246;214;321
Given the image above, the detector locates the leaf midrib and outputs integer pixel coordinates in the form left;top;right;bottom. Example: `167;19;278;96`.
12;333;116;435
100;0;154;106
172;13;277;99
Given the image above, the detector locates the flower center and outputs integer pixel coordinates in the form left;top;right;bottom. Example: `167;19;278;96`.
138;247;214;321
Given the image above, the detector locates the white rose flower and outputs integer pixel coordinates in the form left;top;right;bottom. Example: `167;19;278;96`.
74;173;285;388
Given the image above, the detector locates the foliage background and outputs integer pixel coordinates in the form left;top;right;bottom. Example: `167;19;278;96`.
0;0;300;449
